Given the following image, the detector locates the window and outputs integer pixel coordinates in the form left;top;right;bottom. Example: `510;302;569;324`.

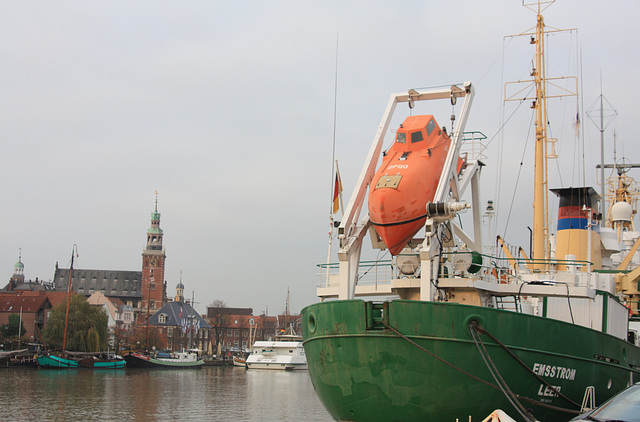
426;119;436;136
411;131;423;143
234;329;239;337
159;314;166;324
168;327;173;337
396;132;406;143
227;329;232;336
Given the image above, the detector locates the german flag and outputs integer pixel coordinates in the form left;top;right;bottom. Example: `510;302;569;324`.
332;169;342;214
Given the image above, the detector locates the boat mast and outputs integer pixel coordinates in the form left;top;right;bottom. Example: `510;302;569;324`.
531;1;550;268
62;245;78;351
506;1;577;269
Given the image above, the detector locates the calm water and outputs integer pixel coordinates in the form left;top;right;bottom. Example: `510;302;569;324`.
0;366;333;421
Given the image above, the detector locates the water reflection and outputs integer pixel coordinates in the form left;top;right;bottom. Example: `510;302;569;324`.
0;367;331;422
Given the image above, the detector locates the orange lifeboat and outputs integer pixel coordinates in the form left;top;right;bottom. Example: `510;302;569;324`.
368;115;453;255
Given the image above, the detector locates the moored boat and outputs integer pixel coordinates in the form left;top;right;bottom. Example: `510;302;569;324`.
123;349;204;369
232;355;246;367
0;349;37;368
38;245;124;370
246;293;307;370
37;351;125;369
302;3;640;421
245;334;307;371
37;353;78;368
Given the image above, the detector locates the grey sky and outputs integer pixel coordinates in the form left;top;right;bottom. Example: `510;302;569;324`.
1;1;637;315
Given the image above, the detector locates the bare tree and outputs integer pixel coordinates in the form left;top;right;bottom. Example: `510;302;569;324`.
207;300;227;355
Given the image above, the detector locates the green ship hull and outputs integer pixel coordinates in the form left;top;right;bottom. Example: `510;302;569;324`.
302;300;640;421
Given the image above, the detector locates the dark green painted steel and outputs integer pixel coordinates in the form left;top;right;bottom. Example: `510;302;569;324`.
302;300;640;422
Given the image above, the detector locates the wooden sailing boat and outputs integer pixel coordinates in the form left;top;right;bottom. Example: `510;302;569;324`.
37;245;125;369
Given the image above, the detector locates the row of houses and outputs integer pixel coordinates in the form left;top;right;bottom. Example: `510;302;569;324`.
0;272;300;354
0;200;300;354
0;284;300;355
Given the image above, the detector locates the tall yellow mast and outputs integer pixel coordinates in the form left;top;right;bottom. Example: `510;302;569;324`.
532;6;549;268
505;0;577;269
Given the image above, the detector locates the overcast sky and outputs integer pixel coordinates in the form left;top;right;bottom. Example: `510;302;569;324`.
1;1;638;316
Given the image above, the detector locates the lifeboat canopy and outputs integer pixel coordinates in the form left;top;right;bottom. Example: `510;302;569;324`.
368;115;452;255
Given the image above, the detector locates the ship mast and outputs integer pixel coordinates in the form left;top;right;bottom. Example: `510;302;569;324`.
62;244;78;351
531;1;550;268
505;0;577;268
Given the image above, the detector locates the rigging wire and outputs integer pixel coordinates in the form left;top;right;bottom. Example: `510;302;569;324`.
502;109;535;238
329;35;339;213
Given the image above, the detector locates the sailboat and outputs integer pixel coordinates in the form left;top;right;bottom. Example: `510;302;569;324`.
37;245;125;369
301;3;640;421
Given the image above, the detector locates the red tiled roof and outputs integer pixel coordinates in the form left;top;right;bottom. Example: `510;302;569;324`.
0;295;50;313
44;292;73;308
109;297;125;307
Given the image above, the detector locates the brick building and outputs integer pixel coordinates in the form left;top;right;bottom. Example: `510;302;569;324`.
207;305;300;354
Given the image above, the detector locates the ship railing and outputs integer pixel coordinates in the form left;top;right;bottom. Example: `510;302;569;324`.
439;251;595;288
316;260;394;288
317;254;597;289
460;131;487;162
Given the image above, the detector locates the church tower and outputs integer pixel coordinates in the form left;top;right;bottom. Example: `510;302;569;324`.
175;272;185;303
141;193;167;320
8;249;25;291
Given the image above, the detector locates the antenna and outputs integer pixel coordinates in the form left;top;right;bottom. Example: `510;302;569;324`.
587;83;617;215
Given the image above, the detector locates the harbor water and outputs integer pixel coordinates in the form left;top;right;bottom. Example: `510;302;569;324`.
0;366;332;421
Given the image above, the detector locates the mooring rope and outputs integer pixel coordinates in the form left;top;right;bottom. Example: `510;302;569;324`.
471;323;581;409
382;320;582;417
470;326;535;421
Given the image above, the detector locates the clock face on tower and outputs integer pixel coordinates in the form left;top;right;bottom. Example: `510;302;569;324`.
150;259;157;267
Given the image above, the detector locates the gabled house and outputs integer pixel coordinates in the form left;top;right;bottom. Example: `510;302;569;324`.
149;301;211;353
0;293;51;342
87;292;134;331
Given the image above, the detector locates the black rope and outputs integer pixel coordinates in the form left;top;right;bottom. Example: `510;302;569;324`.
382;320;497;389
382;320;583;416
371;213;428;228
471;323;582;409
470;325;535;421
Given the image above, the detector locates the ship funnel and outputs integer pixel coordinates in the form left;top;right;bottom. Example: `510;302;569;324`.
550;187;602;271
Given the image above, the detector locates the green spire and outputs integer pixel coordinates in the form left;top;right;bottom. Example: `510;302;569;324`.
150;190;161;222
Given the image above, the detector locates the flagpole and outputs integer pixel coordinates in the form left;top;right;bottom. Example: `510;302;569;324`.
326;34;340;291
